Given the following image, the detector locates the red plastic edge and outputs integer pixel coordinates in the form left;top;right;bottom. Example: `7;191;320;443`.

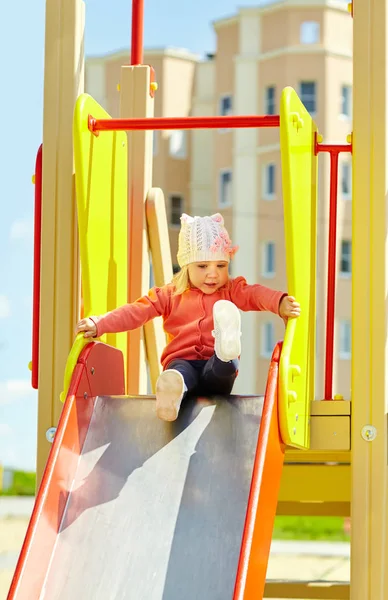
31;144;43;389
7;342;125;599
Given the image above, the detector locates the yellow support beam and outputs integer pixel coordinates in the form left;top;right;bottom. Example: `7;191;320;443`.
264;581;349;599
279;464;351;505
285;450;351;464
277;501;350;517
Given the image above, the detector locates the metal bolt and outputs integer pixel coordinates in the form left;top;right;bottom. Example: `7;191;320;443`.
90;367;95;375
46;427;57;443
361;425;377;441
84;392;88;399
293;428;297;435
295;414;299;421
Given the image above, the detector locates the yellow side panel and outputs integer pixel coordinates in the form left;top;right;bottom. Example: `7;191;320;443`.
60;94;128;401
279;87;318;448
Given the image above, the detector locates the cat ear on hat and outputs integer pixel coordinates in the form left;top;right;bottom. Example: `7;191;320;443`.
181;213;194;224
210;213;224;225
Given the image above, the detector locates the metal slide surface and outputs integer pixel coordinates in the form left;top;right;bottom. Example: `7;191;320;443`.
38;394;264;600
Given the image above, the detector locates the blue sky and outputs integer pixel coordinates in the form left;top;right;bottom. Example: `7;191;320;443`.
0;0;269;472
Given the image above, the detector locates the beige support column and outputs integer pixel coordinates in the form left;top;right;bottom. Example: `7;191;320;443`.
120;66;155;394
352;0;388;597
36;0;84;484
145;188;173;389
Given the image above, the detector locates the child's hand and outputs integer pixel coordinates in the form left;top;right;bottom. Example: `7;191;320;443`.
279;295;301;325
75;318;97;338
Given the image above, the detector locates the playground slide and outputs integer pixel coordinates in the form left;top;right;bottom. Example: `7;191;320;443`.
8;342;285;600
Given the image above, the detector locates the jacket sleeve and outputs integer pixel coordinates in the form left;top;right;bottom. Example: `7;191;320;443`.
229;276;286;315
90;286;171;337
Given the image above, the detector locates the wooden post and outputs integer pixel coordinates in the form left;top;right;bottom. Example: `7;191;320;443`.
120;65;162;393
351;0;388;596
36;0;84;484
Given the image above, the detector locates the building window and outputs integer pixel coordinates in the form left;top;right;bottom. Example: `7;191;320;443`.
169;130;187;158
170;195;184;227
300;21;320;44
261;322;275;358
263;163;276;200
340;85;352;118
219;94;233;132
220;94;233;116
219;169;233;207
300;81;317;114
262;242;275;277
153;131;158;156
340;240;352;276
265;86;276;115
341;163;352;199
339;320;351;359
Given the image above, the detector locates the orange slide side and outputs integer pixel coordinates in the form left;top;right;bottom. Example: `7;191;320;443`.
234;343;286;599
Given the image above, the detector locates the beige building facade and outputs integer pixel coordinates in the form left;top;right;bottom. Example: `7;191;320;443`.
86;0;352;399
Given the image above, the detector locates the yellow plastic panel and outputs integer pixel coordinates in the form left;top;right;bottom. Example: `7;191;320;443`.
279;87;318;448
61;94;128;401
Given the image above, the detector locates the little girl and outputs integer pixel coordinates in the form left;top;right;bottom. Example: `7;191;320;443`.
76;213;300;421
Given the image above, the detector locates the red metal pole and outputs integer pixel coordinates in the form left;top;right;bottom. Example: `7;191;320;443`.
315;136;352;400
131;0;144;65
88;114;280;134
31;144;43;389
324;150;340;401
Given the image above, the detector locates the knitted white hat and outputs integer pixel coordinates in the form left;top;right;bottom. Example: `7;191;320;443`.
177;213;238;268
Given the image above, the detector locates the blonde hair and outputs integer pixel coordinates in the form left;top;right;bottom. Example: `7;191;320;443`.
171;265;190;296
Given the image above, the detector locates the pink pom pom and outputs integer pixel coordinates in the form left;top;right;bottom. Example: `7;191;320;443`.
211;213;223;223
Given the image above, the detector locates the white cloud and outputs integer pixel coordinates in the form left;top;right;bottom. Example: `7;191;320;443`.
9;219;34;242
0;380;34;405
0;295;11;319
0;423;12;435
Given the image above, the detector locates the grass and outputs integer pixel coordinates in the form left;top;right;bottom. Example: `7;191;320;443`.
273;515;350;541
1;470;36;496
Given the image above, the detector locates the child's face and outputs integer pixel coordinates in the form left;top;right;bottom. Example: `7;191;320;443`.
188;261;229;294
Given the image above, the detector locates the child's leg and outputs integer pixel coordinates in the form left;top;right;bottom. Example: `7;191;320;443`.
200;355;239;396
155;359;200;421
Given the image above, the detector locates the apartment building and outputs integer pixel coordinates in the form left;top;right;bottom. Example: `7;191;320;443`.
86;0;353;398
85;47;199;263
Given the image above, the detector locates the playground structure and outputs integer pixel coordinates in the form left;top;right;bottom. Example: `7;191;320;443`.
6;0;388;598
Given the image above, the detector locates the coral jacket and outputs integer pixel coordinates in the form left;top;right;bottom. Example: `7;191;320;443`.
91;276;285;369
